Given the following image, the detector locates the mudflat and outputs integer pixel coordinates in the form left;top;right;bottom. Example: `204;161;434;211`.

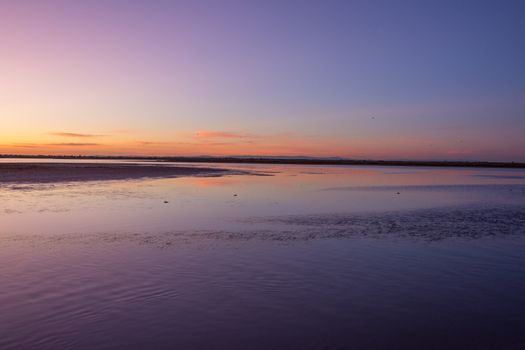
0;163;234;183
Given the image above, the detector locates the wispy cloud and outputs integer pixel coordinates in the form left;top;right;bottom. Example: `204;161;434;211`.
137;141;172;146
47;143;101;146
4;142;102;148
195;130;253;139
50;132;105;138
10;143;40;148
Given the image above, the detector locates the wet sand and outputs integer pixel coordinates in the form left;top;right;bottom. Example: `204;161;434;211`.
0;163;238;183
2;204;524;247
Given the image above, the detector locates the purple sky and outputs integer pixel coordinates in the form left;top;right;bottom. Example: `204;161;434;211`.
1;0;524;160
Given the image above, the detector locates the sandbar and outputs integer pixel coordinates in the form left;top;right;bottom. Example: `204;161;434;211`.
0;163;238;184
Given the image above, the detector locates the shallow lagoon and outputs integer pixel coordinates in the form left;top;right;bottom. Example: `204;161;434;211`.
1;161;525;349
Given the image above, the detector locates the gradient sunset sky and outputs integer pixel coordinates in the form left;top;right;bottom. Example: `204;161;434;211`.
1;0;524;160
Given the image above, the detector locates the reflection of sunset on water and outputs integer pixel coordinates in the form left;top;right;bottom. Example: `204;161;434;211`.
2;161;524;236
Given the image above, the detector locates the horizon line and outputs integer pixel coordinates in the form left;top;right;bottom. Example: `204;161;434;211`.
1;154;524;168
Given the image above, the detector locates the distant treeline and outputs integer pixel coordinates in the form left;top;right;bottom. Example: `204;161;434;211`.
1;154;524;168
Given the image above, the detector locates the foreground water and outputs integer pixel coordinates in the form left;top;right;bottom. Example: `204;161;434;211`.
1;161;525;349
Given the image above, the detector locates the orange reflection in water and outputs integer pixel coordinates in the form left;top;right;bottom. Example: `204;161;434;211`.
1;161;524;236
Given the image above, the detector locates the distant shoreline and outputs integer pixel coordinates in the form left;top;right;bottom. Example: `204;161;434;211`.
1;155;525;169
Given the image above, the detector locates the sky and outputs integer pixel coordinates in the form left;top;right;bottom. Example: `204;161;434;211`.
1;0;524;161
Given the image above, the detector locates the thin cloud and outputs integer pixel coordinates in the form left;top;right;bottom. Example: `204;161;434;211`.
10;143;40;148
50;132;105;138
47;143;101;146
137;141;172;146
195;130;252;139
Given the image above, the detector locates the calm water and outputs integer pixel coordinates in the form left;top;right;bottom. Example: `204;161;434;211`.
1;160;525;349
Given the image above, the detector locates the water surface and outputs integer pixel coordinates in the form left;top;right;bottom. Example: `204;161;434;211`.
1;160;525;349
